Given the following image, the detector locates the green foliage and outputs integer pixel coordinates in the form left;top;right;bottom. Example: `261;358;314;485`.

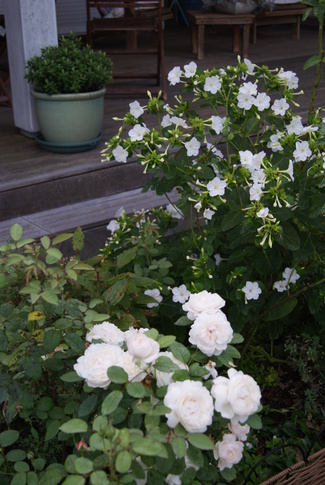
25;34;113;95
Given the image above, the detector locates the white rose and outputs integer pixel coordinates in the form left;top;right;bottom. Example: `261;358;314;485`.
164;380;214;433
228;422;250;441
188;311;233;357
211;369;261;423
74;343;125;389
86;322;125;346
182;290;226;320
214;434;244;471
150;351;189;387
118;350;147;382
126;330;160;364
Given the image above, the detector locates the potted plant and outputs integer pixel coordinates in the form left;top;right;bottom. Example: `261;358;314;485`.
25;33;113;152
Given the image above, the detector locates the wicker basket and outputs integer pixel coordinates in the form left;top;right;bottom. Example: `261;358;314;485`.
259;447;325;485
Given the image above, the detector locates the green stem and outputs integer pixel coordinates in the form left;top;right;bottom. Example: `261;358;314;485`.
308;14;324;117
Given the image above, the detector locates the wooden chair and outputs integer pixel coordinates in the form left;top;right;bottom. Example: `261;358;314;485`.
86;0;170;99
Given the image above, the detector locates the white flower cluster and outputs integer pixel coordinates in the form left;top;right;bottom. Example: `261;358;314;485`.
74;290;261;473
273;266;300;292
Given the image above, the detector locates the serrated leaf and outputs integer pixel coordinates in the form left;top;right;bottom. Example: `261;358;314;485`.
72;263;94;271
174;316;192;326
10;223;23;241
169;342;191;364
115;450;132;474
107;366;128;384
188;433;214;450
132;438;166;456
74;457;94;474
60;371;83;383
62;476;85;485
45;420;61;441
158;335;176;348
46;248;63;261
153;356;180;373
41;290;59;306
171;436;187;458
0;430;20;447
73;227;85;252
43;330;61;353
116;247;138;269
60;419;88;434
126;382;146;398
102;390;123;415
303;54;322;70
265;297;297;321
53;233;74;245
246;413;262;429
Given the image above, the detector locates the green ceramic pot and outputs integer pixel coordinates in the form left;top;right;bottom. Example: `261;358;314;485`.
31;88;106;144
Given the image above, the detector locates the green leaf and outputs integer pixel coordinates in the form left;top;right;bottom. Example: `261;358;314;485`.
265;297;297;321
246;413;262;430
231;333;244;344
171;437;187;459
52;233;73;245
116;247;138;269
74;457;94;474
126;382;146;398
72;227;85;252
10;223;23;241
26;471;39;485
153;356;180;373
11;472;27;485
60;371;83;383
115;450;132;474
41;290;59;306
101;390;123;415
90;470;110;485
14;461;30;473
169;342;191;364
72;263;94;271
303;54;322;70
188;433;214;450
275;222;300;251
62;476;86;485
174;316;192;326
107;366;128;384
158;335;176;348
59;419;88;434
132;438;166;457
45;420;61;441
41;236;51;250
78;394;98;417
221;210;243;231
46;247;63;262
107;278;129;306
0;429;19;447
43;330;61;354
38;466;67;485
63;333;85;353
6;449;27;462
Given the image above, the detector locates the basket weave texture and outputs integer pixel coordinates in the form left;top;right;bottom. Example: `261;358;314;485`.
259;447;325;485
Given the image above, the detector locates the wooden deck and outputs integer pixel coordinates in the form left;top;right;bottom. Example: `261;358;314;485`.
1;17;324;256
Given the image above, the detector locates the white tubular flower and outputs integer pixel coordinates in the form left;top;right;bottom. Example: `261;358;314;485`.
144;288;163;308
168;66;182;85
185;137;200;157
211;369;261;423
182;290;226;320
106;219;120;233
256;207;269;219
184;61;197;78
171;284;191;304
267;132;284;152
203;208;215;220
286;116;304;135
293;140;312;162
237;92;255;110
112;144;128;163
249;184;263;202
207;176;227;197
211;115;226;134
253;92;271;111
278;69;299;89
86;322;125;346
282;267;300;284
242;281;262;301
125;329;160;364
164;380;214;433
128;124;148;142
273;280;288;292
214;434;244;471
166;203;183;220
272;98;289;116
239;81;258;96
129;100;144;118
188;311;233;357
204;75;222;94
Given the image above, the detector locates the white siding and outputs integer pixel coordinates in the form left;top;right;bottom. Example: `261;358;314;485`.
0;0;95;35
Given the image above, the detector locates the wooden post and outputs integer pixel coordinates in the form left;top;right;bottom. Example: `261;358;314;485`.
4;0;58;136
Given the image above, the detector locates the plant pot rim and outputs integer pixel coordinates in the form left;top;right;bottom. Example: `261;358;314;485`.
31;87;107;101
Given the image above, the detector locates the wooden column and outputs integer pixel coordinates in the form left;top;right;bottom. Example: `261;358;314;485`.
4;0;58;136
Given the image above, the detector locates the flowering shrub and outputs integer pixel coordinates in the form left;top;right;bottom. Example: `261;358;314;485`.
102;57;325;356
